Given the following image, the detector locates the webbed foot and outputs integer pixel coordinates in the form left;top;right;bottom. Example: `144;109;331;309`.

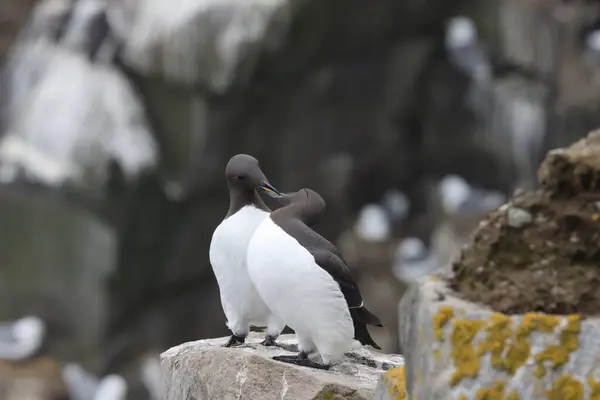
260;335;278;347
272;355;329;370
223;334;246;347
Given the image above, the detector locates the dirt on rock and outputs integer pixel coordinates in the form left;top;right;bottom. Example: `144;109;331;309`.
451;130;600;315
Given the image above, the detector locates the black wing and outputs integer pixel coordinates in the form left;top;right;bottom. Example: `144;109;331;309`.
310;248;363;308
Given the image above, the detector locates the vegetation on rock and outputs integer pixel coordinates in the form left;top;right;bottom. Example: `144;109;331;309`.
452;131;600;315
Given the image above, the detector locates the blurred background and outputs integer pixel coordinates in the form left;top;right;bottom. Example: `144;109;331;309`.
2;0;600;398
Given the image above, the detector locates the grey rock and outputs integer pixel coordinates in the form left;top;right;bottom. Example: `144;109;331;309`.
507;206;532;228
161;332;404;400
399;278;598;399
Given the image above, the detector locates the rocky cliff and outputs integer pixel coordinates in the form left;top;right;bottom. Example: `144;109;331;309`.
2;0;600;397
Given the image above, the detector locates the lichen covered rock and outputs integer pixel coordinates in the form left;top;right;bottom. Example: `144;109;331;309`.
399;131;600;399
373;365;406;400
399;279;600;400
160;332;403;400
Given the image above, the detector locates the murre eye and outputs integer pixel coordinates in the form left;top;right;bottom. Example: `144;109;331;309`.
237;175;245;180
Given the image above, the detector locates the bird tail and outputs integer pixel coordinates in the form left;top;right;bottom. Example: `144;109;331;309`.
350;306;383;350
352;319;381;350
350;305;383;327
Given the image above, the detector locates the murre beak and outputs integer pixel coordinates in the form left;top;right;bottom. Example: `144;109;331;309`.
259;181;283;198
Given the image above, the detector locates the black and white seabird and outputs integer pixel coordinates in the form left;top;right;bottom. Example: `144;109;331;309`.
209;154;286;347
247;188;383;370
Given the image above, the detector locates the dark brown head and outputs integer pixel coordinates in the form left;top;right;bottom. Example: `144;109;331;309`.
224;154;283;216
225;154;282;196
273;188;326;226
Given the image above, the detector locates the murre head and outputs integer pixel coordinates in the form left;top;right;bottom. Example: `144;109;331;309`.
225;154;282;197
273;188;326;226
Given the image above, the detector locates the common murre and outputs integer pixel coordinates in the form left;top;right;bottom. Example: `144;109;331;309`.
209;154;286;347
247;188;383;370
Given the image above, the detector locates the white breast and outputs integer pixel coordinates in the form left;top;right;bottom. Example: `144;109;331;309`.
209;205;272;328
247;218;354;362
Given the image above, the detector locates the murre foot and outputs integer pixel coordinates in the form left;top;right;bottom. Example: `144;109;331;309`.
223;334;246;347
272;355;329;370
270;351;307;361
260;335;278;346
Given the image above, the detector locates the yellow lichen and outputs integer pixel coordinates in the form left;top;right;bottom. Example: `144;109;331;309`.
547;374;584;400
506;391;520;400
535;345;569;377
560;315;581;351
433;348;441;360
383;365;406;400
588;376;600;400
475;379;506;400
477;312;512;369
457;396;468;400
449;319;483;386
534;314;581;378
433;305;454;341
503;316;533;375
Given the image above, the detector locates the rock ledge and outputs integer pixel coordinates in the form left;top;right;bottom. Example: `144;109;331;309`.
160;332;404;400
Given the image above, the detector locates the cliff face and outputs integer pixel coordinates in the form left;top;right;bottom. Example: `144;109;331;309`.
2;0;600;395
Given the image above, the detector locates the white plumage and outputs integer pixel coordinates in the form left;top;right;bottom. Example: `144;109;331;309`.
62;363;128;400
210;205;285;339
354;203;391;242
0;315;46;360
247;218;354;365
392;237;440;284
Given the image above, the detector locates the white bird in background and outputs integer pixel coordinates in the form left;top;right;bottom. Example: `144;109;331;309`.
585;29;600;61
354;203;391;242
393;237;440;284
0;315;46;361
445;16;495;118
62;363;128;400
438;175;471;215
438;175;506;215
140;354;162;400
381;188;410;222
445;16;492;82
